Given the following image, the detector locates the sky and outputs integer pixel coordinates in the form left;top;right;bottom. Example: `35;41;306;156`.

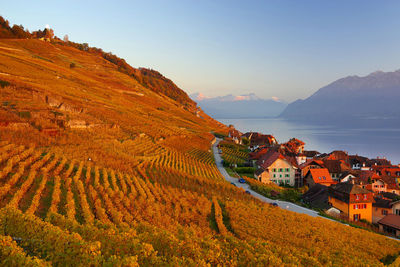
3;0;400;102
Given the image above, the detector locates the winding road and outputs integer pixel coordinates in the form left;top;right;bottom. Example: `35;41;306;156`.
212;138;400;242
213;138;322;217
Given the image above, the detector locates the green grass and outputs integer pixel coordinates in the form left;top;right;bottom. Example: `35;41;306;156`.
0;80;10;88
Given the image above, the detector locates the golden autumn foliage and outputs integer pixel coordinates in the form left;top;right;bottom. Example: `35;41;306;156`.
0;33;398;266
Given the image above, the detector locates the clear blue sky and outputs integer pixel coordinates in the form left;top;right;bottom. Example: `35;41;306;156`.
3;0;400;102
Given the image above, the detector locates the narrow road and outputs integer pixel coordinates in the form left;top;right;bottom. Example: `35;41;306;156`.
212;138;320;217
212;138;400;242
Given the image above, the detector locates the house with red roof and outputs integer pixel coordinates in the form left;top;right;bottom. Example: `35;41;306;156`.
228;126;242;144
326;150;349;163
255;150;300;187
242;132;277;148
304;168;336;187
349;155;369;170
378;215;400;237
323;159;351;182
299;159;325;178
282;138;305;154
328;183;374;222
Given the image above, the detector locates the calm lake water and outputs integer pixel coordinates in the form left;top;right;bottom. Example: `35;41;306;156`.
218;118;400;165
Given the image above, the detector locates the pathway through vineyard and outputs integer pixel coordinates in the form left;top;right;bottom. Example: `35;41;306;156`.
212;138;319;216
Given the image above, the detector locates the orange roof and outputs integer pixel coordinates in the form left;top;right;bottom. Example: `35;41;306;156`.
308;168;336;185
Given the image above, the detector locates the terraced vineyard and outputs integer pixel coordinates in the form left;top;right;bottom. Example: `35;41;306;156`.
219;141;249;166
0;140;399;266
0;33;399;266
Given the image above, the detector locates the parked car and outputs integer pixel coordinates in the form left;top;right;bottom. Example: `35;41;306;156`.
245;190;251;195
230;182;236;187
238;178;246;183
270;202;279;207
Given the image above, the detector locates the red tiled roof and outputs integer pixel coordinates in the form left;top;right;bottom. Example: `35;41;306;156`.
299;159;325;169
249;147;270;160
307;168;335;185
256;150;298;170
378;214;400;230
323;159;350;173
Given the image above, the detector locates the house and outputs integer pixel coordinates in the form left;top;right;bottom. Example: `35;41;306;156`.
283;138;305;154
295;153;307;165
367;157;392;167
349;155;369;170
327;150;349;163
299;159;325;178
256;150;300;187
249;147;270;161
302;184;330;210
323;160;351;182
254;168;270;184
378;215;400;237
303;150;320;159
328;183;374;222
228;126;242;144
372;198;392;223
372;194;400;223
338;171;356;183
304;168;336;187
242;132;277;148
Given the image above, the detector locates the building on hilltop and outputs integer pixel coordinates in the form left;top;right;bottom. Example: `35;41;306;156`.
328;183;374;222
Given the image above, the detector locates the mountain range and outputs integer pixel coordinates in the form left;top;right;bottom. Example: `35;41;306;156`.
191;93;287;118
279;70;400;126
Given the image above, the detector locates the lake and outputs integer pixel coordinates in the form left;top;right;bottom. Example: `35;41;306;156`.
218;118;400;165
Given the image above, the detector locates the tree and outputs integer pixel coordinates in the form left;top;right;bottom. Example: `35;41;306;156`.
242;137;249;145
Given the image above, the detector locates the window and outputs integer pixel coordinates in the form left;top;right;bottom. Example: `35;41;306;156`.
353;204;357;209
364;204;367;209
280;174;282;178
273;168;276;172
273;174;276;178
356;194;359;200
396;209;400;216
363;194;367;200
353;214;360;221
285;168;289;172
382;210;388;215
286;180;289;184
279;168;283;172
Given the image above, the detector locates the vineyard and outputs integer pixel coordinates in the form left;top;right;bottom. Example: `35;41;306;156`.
0;36;399;266
218;141;249;166
0;140;399;266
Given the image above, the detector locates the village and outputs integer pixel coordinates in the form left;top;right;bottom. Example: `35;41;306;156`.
223;126;400;238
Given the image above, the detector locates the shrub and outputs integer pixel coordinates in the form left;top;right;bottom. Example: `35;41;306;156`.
0;80;10;88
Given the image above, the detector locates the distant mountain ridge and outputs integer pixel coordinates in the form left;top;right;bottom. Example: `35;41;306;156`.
279;70;400;126
191;93;287;118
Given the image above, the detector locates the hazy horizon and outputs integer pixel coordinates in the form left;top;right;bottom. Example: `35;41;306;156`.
3;0;400;102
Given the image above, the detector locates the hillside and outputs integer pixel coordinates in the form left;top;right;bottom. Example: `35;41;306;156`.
191;93;287;118
0;22;399;265
279;70;400;126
